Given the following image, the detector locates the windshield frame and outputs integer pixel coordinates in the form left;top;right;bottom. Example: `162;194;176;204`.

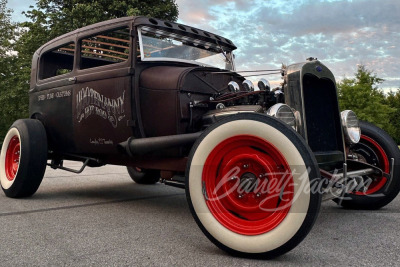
137;26;235;70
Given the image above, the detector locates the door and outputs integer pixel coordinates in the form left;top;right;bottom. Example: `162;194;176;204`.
30;40;76;153
72;26;134;155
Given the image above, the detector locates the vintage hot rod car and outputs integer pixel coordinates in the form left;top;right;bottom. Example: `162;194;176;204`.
1;16;400;259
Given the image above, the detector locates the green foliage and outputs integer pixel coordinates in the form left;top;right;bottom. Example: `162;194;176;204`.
338;65;395;132
0;56;30;141
0;0;27;143
384;90;400;144
0;0;178;143
19;0;178;58
0;0;14;55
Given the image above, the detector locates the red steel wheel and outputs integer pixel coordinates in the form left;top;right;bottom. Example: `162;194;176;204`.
5;135;21;182
0;119;48;198
352;135;389;195
202;135;294;236
339;121;400;209
186;113;321;259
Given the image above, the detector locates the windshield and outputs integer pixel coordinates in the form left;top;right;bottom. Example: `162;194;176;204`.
138;26;235;70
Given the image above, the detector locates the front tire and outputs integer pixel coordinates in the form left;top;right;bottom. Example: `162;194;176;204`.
186;113;321;259
0;119;48;198
338;121;400;210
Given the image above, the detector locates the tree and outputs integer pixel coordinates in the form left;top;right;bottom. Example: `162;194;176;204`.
19;0;178;57
0;0;26;143
384;90;400;144
0;0;13;55
0;0;179;143
338;65;395;132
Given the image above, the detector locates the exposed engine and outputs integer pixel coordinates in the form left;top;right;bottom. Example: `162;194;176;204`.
139;65;294;138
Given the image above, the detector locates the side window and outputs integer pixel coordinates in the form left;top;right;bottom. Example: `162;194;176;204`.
40;42;75;80
80;27;130;69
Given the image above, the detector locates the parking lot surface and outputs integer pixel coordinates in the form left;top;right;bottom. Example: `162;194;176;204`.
0;162;399;266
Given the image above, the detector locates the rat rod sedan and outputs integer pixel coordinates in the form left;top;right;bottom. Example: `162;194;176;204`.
1;16;399;259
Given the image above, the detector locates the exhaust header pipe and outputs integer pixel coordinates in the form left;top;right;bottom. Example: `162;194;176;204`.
119;132;202;156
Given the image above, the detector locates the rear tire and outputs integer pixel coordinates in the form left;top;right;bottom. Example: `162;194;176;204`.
337;121;400;210
0;119;48;198
127;166;160;184
186;113;321;259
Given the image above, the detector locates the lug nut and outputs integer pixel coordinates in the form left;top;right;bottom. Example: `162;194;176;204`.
256;193;261;198
238;194;243;199
243;164;249;169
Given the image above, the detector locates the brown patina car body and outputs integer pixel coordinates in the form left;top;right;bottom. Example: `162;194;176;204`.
29;16;243;173
2;16;399;259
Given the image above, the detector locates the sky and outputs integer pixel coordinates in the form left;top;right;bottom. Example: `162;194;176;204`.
7;0;400;91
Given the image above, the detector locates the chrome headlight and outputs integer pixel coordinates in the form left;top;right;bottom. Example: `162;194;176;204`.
228;81;239;92
341;110;361;145
258;78;270;92
242;80;254;91
267;103;296;129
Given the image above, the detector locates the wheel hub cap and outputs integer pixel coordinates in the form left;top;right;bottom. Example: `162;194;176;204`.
202;135;294;236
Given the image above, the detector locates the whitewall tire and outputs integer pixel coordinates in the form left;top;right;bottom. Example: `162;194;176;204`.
185;113;321;258
0;119;47;198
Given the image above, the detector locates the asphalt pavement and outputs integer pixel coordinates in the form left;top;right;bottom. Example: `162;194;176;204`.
0;161;399;266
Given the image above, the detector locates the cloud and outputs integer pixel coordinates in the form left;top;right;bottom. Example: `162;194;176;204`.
175;0;400;90
7;0;399;90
